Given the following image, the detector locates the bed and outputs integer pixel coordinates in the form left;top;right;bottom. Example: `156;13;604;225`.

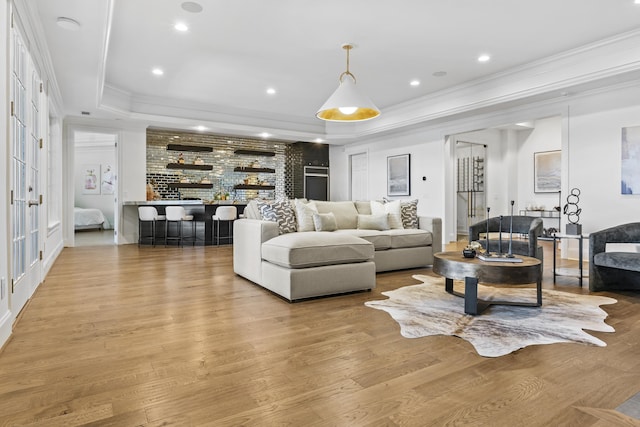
74;207;106;231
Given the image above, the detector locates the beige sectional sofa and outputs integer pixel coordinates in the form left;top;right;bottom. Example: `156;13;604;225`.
233;199;442;301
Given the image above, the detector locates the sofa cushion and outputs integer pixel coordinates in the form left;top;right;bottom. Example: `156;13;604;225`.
354;201;372;215
262;232;374;269
257;200;297;234
295;199;318;232
371;200;403;229
593;252;640;272
314;201;359;229
313;212;338;232
357;214;390;231
384;229;432;249
335;229;391;250
400;199;419;229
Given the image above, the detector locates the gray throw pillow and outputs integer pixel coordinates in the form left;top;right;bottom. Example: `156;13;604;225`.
313;212;337;232
357;214;390;231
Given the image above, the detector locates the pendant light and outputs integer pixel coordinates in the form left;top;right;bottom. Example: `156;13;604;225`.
316;44;380;122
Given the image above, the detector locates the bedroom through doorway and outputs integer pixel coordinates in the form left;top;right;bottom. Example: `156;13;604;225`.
73;131;117;247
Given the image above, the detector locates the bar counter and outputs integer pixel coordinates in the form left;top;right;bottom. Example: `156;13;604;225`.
124;200;247;245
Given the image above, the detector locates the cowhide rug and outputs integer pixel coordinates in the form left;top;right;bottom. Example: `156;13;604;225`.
365;275;617;357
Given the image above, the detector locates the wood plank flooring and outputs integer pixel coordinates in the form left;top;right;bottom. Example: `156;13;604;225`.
0;241;639;426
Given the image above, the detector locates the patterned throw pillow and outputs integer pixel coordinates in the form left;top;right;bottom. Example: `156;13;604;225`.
400;199;419;229
257;200;297;234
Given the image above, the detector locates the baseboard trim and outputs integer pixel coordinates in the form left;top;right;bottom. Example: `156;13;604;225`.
0;310;13;352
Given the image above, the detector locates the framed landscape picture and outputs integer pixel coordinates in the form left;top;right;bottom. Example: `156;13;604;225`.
621;126;640;194
534;150;561;193
387;154;411;196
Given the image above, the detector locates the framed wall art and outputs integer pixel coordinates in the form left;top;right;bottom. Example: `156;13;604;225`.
387;154;411;196
534;150;561;193
621;126;640;195
82;164;101;195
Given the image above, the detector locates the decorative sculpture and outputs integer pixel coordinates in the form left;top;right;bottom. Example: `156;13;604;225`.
563;187;582;235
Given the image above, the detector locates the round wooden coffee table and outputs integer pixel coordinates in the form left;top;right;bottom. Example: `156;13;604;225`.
433;251;542;315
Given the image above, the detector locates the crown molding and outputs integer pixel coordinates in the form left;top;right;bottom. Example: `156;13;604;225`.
92;26;640;145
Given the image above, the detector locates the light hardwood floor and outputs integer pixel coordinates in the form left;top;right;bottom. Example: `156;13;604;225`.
0;241;639;426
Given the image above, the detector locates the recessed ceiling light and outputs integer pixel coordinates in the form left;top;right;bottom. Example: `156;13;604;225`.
174;22;188;32
432;71;447;77
636;0;640;4
478;54;491;63
410;80;420;87
56;17;81;31
195;125;207;131
266;87;276;95
181;1;203;13
314;138;324;143
152;68;164;76
260;132;270;138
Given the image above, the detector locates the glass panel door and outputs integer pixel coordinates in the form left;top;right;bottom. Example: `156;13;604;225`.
10;22;43;319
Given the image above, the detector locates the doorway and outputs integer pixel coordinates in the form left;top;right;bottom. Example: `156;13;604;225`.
350;152;368;201
456;141;487;239
73;131;118;246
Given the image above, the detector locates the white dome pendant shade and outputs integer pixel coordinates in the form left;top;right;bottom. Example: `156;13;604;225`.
316;44;380;122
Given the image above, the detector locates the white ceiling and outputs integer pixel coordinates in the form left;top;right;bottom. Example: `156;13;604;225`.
29;0;640;142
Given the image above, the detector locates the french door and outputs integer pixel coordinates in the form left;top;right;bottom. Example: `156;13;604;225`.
456;141;486;237
10;21;43;320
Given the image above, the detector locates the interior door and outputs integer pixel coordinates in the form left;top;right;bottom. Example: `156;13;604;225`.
456;141;486;237
10;22;42;320
350;152;368;201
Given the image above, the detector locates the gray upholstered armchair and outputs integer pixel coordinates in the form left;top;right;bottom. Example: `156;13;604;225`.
589;222;640;292
469;216;544;263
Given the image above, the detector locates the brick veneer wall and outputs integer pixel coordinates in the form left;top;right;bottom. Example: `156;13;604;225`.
146;129;291;201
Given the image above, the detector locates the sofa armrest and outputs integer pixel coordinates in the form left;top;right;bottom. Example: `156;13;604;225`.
419;216;442;254
233;219;279;284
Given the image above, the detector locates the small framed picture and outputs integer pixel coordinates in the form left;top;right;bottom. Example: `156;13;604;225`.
534;150;561;193
82;164;101;195
387;154;411;196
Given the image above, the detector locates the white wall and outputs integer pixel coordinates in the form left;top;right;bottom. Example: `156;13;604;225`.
330;83;640;250
517;117;562;214
330;131;445;221
570;99;640;233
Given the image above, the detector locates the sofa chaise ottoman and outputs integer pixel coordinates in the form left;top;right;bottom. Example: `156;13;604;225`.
233;199;442;301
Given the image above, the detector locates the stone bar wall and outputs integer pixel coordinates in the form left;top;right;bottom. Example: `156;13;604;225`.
146;129;291;201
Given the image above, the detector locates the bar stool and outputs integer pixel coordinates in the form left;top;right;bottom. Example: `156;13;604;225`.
212;206;237;245
165;206;195;247
138;207;165;247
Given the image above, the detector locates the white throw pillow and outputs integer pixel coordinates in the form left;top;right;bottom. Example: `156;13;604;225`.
357;214;390;231
295;199;318;232
313;212;338;232
370;200;403;229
